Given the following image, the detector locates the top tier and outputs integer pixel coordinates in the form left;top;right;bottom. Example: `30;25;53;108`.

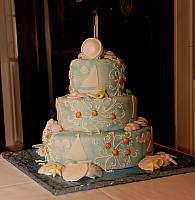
69;38;127;97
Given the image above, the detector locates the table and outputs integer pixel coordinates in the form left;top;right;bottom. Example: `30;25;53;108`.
1;155;195;200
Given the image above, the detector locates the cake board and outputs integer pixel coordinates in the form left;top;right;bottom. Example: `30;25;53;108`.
2;143;195;196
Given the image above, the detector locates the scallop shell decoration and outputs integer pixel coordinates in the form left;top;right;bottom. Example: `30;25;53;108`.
62;162;103;182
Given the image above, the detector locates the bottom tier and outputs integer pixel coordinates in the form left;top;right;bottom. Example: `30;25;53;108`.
39;121;153;170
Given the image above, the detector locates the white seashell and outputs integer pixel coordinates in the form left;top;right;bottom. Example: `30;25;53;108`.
62;162;103;181
81;38;104;59
67;92;81;99
62;163;88;182
43;118;62;134
38;162;62;177
47;123;62;133
32;144;48;157
139;152;177;172
138;155;164;171
46;118;55;125
156;152;177;166
104;51;116;59
134;117;148;126
124;122;141;131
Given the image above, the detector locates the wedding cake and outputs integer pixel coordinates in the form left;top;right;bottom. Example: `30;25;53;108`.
34;38;154;181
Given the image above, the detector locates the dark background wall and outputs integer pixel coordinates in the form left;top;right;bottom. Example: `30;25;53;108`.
15;0;49;148
14;0;174;148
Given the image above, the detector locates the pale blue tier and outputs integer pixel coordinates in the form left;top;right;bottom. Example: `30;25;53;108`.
44;126;153;170
56;95;137;132
69;58;126;96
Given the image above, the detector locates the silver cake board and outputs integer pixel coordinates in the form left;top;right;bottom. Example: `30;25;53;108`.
2;143;195;196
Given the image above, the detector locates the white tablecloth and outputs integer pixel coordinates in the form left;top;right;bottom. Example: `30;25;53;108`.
0;155;195;200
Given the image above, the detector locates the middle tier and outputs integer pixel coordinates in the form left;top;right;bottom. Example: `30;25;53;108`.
56;94;137;132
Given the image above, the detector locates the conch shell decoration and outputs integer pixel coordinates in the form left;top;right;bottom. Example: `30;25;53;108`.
138;152;177;171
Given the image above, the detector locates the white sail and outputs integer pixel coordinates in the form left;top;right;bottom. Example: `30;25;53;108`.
67;134;87;161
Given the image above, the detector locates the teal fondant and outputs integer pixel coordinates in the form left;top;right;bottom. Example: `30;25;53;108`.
37;49;154;172
44;126;153;170
56;95;137;132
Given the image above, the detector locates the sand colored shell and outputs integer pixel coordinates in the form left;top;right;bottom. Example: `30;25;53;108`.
139;152;177;171
134;117;148;126
62;162;103;181
156;152;177;166
138;156;163;171
124;122;141;131
104;51;116;59
32;144;48;157
38;162;62;177
124;117;149;132
46;118;62;132
62;163;88;181
42;119;62;143
67;92;82;99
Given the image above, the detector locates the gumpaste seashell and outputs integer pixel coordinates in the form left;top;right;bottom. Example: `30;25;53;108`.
124;122;141;131
46;118;55;126
32;144;48;157
139;152;177;172
62;163;88;181
104;51;116;59
47;122;62;132
138;156;163;171
81;38;104;59
62;163;103;181
38;162;62;177
134;117;148;126
156;152;177;166
67;92;82;99
44;118;62;132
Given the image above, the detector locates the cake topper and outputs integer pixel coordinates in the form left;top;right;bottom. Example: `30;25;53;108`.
80;38;104;59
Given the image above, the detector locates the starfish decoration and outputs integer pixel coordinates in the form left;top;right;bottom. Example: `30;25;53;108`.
51;164;62;177
88;88;109;99
146;159;161;171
